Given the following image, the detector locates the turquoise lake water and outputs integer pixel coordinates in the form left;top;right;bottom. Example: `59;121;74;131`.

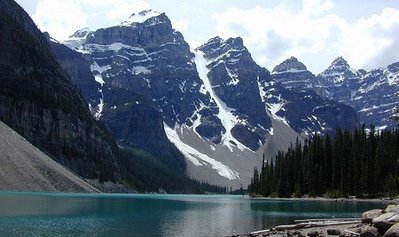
0;192;387;237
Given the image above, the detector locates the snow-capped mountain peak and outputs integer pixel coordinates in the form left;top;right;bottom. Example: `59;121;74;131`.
272;56;307;74
120;9;163;26
68;27;91;39
62;28;92;50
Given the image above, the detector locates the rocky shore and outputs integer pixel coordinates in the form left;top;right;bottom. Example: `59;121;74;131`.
230;203;399;237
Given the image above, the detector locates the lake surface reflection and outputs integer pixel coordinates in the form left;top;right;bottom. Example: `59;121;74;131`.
0;192;386;237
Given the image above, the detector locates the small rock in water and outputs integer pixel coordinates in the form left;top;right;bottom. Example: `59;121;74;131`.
360;225;381;237
363;209;384;224
384;223;399;237
327;229;342;235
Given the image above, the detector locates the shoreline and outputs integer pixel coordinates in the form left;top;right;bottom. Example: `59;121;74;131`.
232;201;399;237
246;195;399;204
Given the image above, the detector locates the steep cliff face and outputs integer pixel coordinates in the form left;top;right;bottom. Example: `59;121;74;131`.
0;0;117;180
47;34;102;111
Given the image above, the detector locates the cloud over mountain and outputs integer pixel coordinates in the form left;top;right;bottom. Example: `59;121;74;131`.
213;1;399;73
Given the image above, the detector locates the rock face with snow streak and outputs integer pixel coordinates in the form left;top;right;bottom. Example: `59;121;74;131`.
352;63;399;129
257;79;359;137
196;36;271;151
271;57;327;97
316;57;399;130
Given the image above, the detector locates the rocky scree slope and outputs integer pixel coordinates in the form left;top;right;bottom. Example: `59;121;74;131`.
0;120;99;193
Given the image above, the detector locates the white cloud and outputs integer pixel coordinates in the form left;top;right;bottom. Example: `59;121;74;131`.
32;0;87;40
32;0;151;39
30;0;399;72
213;0;399;73
90;0;151;21
174;19;190;32
302;0;333;17
340;7;399;69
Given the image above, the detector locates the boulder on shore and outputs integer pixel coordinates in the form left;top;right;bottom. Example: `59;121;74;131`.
373;213;399;234
386;206;399;214
384;223;399;237
360;225;380;237
363;210;384;224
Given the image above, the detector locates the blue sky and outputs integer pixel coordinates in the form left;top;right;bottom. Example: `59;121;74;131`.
15;0;399;74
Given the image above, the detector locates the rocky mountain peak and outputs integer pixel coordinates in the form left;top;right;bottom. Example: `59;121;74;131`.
200;36;244;50
225;37;244;48
318;56;358;81
328;56;351;71
198;36;247;61
272;56;307;74
120;9;164;26
204;36;224;45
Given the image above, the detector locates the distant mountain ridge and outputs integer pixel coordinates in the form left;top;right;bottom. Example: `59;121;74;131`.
273;56;399;130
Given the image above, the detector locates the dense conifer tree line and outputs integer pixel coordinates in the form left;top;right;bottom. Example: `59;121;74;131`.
248;126;399;198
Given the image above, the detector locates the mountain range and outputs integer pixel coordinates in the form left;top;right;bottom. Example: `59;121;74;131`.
0;2;397;191
53;10;361;188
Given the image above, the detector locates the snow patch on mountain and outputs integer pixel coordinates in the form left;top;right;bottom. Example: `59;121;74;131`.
132;66;151;75
89;62;106;119
193;49;249;152
121;10;162;26
164;124;240;180
384;68;399;85
78;43;145;55
266;102;289;126
225;65;239;85
272;69;307;75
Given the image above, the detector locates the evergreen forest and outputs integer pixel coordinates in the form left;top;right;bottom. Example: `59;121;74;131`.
248;126;399;198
